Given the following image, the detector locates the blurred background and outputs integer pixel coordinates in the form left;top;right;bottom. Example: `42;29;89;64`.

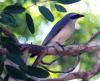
0;0;100;81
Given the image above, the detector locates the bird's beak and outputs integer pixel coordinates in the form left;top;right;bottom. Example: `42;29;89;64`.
70;14;84;19
79;14;84;18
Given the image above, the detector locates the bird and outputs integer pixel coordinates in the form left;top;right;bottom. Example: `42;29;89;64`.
33;12;84;67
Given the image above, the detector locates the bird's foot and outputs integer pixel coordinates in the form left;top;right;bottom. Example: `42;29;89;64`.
55;42;65;52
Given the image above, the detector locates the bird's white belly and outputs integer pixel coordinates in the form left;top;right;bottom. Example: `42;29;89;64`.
50;24;75;45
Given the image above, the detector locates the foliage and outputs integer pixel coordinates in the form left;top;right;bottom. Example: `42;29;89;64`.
26;13;35;34
0;0;83;81
0;0;99;81
0;0;80;34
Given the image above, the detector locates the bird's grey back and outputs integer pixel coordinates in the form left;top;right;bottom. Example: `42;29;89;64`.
42;14;70;46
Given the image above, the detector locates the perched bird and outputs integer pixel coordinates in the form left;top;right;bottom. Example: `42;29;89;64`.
33;13;84;67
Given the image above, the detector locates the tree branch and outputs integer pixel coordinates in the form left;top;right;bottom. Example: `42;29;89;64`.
1;26;100;57
40;64;100;81
0;25;100;81
1;40;100;56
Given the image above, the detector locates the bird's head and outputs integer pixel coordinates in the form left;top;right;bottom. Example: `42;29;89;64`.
67;13;84;20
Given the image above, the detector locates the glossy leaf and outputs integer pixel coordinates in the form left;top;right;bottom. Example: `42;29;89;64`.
1;37;27;69
0;28;2;35
6;65;27;80
0;63;4;75
0;55;6;62
26;13;35;34
0;77;3;81
7;54;27;70
32;0;39;4
55;4;66;12
1;37;21;54
3;3;25;14
52;0;80;4
60;0;80;4
39;6;54;21
3;74;9;81
0;13;16;26
21;66;49;78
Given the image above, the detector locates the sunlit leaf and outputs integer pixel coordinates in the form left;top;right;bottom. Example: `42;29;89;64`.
39;6;54;21
55;4;66;12
3;3;25;14
0;12;16;26
21;66;49;78
26;13;35;34
6;65;27;80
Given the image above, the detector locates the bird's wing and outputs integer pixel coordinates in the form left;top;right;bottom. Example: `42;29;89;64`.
42;16;69;45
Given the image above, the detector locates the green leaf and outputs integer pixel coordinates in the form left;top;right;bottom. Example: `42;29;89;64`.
26;13;35;34
7;54;27;70
55;4;66;12
0;55;5;76
32;0;39;4
0;29;2;36
1;37;21;55
3;74;9;81
52;0;80;4
6;65;27;80
1;37;27;69
0;63;4;75
25;78;35;81
0;77;3;81
0;55;6;62
21;66;49;78
3;3;25;14
39;6;54;21
0;12;16;26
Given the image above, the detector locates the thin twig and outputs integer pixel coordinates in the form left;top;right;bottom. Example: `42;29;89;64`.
87;30;100;43
40;64;76;73
41;64;100;81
